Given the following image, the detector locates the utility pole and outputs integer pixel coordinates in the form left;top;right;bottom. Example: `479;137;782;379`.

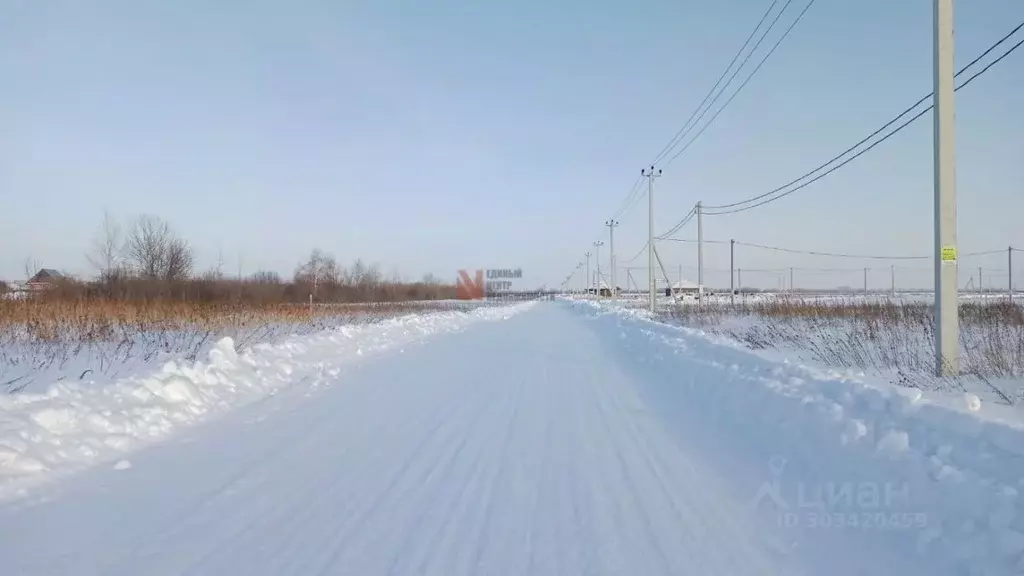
584;252;591;298
1010;246;1014;303
697;201;704;306
891;264;896;296
933;0;959;375
606;220;618;302
790;267;795;293
864;267;869;294
730;239;735;306
642;167;662;313
978;266;983;294
594;240;604;297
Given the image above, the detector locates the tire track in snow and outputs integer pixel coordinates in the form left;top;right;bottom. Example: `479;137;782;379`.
402;380;521;575
277;373;492;575
590;358;675;576
113;354;472;575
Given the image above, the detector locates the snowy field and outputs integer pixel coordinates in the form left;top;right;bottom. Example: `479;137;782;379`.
3;300;1024;573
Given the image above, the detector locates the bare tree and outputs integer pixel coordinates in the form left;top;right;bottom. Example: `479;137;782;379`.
294;249;339;297
341;259;381;287
124;215;193;282
164;236;194;282
251;270;282;284
87;211;124;279
363;262;381;286
126;215;169;279
23;257;40;281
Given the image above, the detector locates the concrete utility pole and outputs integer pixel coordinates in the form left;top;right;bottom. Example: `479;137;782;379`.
642;167;662;313
697;201;704;306
933;0;959;375
730;239;735;306
864;268;869;294
790;267;795;293
584;252;591;297
594;241;604;297
1010;247;1014;303
606;220;619;302
978;266;983;294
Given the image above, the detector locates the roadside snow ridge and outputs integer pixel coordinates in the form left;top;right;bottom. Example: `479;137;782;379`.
0;303;532;499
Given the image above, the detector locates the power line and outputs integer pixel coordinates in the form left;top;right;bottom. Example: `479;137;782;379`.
610;174;645;220
958;249;1009;257
656;238;731;245
620;242;649;264
736;241;928;260
650;0;786;166
653;235;1010;259
657;205;697;239
733;240;1008;260
703;20;1024;215
615;182;647;220
664;0;817;166
591;0;811;264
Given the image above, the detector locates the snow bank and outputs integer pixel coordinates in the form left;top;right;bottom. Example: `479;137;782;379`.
573;300;1024;574
1;301;494;394
0;303;532;499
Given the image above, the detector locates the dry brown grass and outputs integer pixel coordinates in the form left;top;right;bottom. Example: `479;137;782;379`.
658;296;1024;403
0;297;481;392
0;298;460;344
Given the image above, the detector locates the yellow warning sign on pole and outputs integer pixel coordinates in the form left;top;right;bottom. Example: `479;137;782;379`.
941;246;957;262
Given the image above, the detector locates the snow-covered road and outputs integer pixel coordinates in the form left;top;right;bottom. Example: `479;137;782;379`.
0;302;1007;574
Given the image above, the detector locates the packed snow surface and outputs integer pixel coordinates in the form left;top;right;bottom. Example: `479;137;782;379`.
2;300;1024;574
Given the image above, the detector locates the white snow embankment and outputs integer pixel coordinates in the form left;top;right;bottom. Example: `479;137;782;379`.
0;303;532;498
576;300;1024;575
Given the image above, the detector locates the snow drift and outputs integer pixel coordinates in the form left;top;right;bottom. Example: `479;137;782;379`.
575;299;1024;575
0;303;533;499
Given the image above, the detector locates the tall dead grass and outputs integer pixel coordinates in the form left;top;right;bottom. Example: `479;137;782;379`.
0;299;460;343
0;298;477;392
660;297;1024;403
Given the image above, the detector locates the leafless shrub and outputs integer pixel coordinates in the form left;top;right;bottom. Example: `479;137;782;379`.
164;236;194;283
659;297;1024;404
251;270;282;284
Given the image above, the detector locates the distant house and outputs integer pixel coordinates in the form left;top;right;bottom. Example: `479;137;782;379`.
666;279;711;297
26;269;65;291
587;279;618;297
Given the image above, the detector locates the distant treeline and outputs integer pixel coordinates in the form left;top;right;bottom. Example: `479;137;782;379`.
14;213;457;304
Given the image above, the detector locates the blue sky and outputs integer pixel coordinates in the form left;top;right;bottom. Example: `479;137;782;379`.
2;0;1021;290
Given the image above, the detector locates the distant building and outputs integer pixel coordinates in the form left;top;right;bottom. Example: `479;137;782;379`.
26;269;65;291
666;279;706;297
588;279;617;297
